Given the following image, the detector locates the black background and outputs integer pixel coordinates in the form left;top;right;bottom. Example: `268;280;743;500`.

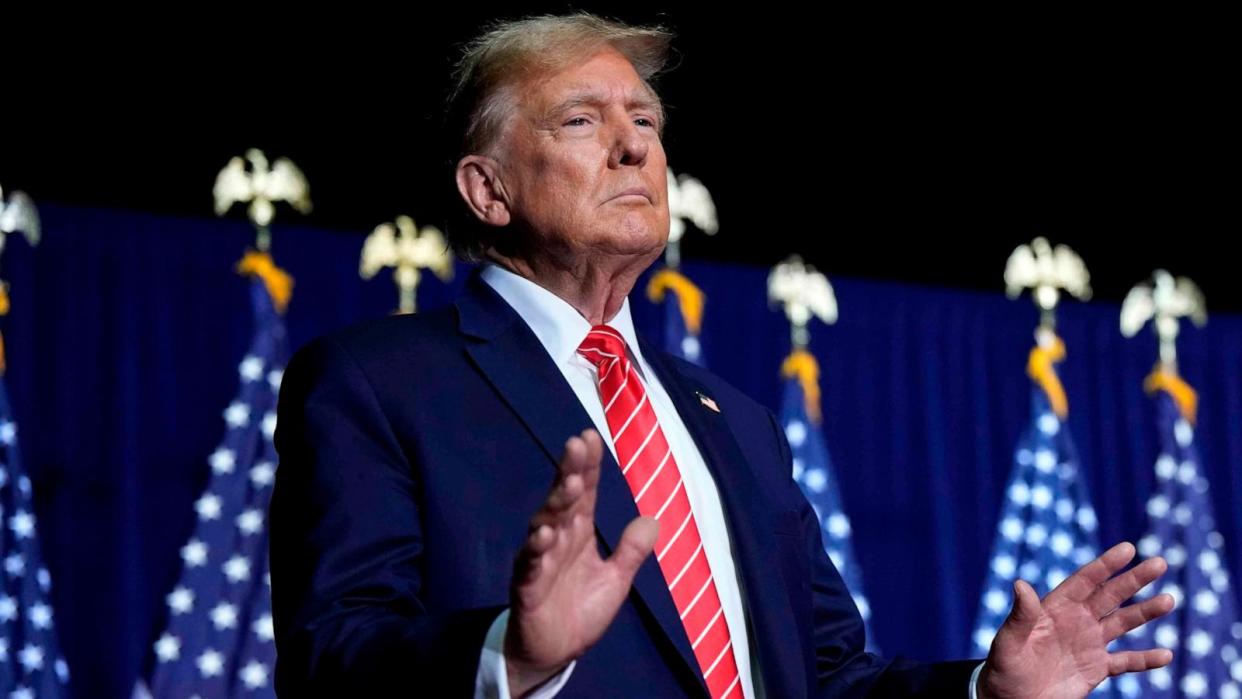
5;5;1236;308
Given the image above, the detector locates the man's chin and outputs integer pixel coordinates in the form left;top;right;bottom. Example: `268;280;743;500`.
594;231;666;262
606;214;668;247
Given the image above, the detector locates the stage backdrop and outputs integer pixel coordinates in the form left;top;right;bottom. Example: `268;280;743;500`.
4;203;1239;697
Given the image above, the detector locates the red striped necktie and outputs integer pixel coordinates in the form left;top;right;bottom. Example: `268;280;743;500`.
577;325;742;699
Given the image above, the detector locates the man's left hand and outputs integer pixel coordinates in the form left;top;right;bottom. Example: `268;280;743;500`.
978;541;1176;699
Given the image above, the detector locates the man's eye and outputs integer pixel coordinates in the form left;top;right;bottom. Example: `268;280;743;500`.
565;117;591;126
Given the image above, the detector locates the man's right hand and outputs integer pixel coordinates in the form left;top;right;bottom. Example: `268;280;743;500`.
504;428;659;697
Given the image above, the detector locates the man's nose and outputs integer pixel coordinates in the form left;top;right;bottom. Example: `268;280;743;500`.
607;119;649;168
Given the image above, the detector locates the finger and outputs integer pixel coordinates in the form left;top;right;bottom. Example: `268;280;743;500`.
546;510;598;573
514;524;557;587
526;436;592;531
554;431;602;509
528;523;558;556
557;434;589;479
574;429;604;517
541;471;586;516
1002;579;1042;639
515;513;593;608
608;516;659;581
525;477;585;539
1101;593;1176;641
579;428;604;492
1052;541;1137;602
1108;648;1174;676
569;431;604;551
544;434;589;502
1087;556;1168;618
532;429;606;520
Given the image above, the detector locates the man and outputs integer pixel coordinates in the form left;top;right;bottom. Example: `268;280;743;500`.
268;13;1174;698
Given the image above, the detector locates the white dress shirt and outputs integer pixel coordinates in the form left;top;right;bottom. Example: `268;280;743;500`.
474;263;756;699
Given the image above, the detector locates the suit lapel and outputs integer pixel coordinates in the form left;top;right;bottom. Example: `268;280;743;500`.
639;337;807;699
455;273;710;696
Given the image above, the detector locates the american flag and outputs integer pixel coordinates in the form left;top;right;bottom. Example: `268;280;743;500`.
1115;379;1242;698
973;344;1110;692
144;273;288;698
647;268;705;366
779;349;877;650
1;376;69;697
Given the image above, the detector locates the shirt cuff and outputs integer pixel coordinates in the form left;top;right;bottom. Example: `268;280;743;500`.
475;608;577;699
969;661;986;699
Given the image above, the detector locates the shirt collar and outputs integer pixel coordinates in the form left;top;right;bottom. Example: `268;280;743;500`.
479;263;648;370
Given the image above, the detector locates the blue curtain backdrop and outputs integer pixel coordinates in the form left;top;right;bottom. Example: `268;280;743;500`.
3;203;1240;697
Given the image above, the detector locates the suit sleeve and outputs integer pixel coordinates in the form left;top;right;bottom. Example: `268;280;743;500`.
762;408;981;698
269;335;504;696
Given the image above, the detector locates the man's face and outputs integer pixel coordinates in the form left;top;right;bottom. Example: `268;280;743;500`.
497;47;670;261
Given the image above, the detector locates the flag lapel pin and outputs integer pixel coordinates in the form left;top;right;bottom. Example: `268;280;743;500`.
697;391;721;413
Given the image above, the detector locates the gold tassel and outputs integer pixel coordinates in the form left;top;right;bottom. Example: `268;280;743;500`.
1027;335;1069;419
0;285;10;375
1144;367;1198;425
646;268;704;334
781;349;822;424
236;250;294;314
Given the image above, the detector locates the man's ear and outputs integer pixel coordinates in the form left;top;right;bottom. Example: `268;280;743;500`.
455;155;512;227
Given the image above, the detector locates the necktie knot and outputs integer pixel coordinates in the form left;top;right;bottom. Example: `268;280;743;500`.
576;325;628;370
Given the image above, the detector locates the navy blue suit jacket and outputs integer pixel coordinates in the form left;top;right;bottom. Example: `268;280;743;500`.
269;272;979;697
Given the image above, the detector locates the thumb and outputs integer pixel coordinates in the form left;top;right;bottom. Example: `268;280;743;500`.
1004;579;1041;639
609;516;659;581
